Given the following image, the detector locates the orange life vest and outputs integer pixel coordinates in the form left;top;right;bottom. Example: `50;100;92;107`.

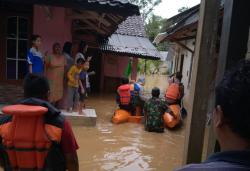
0;104;63;170
163;104;181;128
165;83;180;101
118;84;131;105
112;109;131;124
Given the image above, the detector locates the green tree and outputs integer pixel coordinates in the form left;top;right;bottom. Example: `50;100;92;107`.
129;1;168;75
145;14;163;42
137;59;152;75
129;0;162;20
145;14;171;51
136;14;169;75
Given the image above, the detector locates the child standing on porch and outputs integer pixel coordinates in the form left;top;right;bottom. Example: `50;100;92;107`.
27;35;45;75
78;60;95;114
67;58;84;113
78;61;88;115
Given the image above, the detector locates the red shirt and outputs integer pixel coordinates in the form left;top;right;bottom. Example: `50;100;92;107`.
61;119;79;155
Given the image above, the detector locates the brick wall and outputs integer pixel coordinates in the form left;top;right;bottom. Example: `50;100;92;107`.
0;84;23;104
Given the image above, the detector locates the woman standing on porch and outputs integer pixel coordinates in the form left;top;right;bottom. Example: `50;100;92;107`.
45;43;66;106
75;41;93;93
59;42;74;109
63;42;74;73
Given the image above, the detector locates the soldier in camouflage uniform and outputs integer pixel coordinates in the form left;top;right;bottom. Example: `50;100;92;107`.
144;87;167;133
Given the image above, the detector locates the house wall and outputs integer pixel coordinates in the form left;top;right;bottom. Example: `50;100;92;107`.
182;40;195;92
172;39;195;105
101;53;138;92
177;28;249;101
246;28;250;59
33;5;72;53
0;6;72;104
102;54;138;79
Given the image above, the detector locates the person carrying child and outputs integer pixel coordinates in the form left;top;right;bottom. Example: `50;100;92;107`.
67;58;84;113
144;87;167;133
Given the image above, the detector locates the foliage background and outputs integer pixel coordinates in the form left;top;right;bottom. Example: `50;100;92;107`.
129;1;189;75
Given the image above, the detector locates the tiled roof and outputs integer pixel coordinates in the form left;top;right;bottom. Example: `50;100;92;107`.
101;16;160;59
115;16;147;37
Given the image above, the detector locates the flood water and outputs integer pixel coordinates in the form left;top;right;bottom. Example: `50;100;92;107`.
74;75;186;171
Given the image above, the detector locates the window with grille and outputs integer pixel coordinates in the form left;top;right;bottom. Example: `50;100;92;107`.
6;16;29;80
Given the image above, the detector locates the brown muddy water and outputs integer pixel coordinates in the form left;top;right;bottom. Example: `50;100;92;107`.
74;75;186;171
0;75;185;171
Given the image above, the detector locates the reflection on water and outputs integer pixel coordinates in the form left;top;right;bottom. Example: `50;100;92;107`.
73;75;185;171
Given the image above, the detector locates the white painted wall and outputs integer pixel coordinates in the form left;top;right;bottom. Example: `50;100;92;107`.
180;39;195;102
246;28;250;59
171;39;195;106
171;28;249;107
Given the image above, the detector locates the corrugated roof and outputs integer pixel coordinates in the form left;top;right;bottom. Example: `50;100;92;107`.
159;51;169;61
0;0;139;39
166;4;200;25
165;0;225;38
115;16;146;37
0;0;139;16
166;7;199;36
101;16;160;60
101;34;161;60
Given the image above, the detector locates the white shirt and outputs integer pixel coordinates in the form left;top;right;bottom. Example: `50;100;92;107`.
75;52;85;63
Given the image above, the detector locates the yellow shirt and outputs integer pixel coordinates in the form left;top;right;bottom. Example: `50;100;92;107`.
67;65;82;88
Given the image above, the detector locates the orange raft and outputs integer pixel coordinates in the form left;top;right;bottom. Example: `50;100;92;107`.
128;116;142;123
163;104;181;128
112;109;131;124
128;106;143;123
112;106;143;124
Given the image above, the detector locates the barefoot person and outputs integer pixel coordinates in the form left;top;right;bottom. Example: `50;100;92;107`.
59;42;74;109
0;74;79;171
45;43;66;106
78;63;96;115
176;60;250;171
67;58;84;113
75;41;95;114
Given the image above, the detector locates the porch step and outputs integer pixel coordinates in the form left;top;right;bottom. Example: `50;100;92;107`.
0;105;97;127
61;109;97;127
